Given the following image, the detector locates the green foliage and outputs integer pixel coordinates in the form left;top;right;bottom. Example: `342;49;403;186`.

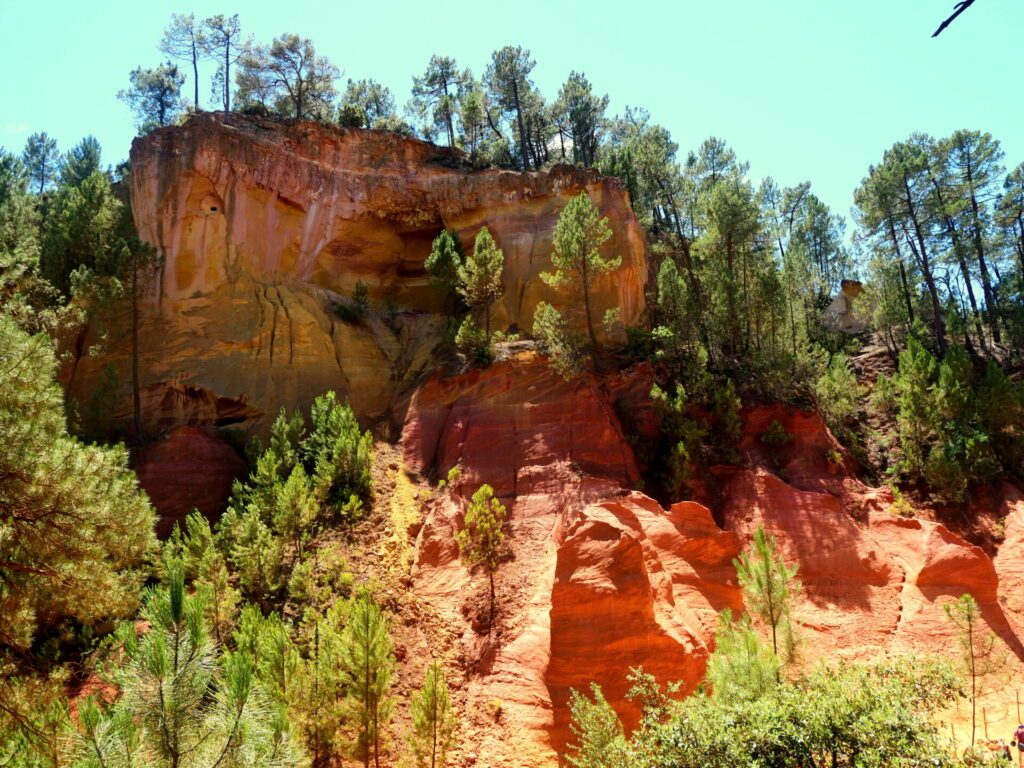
883;336;1018;500
944;594;1008;744
532;301;585;380
484;46;536;170
235;34;339;120
759;419;793;448
550;72;608;168
456;484;507;625
0;315;155;661
408;660;458;768
734;526;801;666
650;383;706;500
217;395;370;611
337;79;398;129
302;391;373;512
21;132;60;194
568;656;960;768
60;136;102;188
706;610;781;702
542;193;618;348
117;63;184;134
40;169;126;295
710;378;742;461
425;230;464;311
287;600;348;767
339;587;395;766
72;560;302;768
409;56;471;146
565;684;629;768
456;227;504;335
334;280;370;324
814;352;866;448
176;510;240;645
454;315;492;365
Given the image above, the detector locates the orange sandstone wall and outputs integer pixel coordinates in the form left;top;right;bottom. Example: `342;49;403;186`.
129;113;646;334
398;357;1024;765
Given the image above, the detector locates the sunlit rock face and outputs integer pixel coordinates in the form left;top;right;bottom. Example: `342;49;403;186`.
67;112;646;442
399;361;1024;766
129;112;646;335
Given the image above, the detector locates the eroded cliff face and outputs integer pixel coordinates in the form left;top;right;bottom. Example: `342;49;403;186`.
398;356;1024;765
66;113;647;514
130;112;646;329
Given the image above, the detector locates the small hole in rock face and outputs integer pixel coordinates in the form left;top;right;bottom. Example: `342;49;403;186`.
210;206;218;212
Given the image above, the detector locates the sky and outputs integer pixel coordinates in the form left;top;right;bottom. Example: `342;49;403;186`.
1;0;1022;224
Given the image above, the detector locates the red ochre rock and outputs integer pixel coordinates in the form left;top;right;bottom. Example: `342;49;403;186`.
400;360;1024;765
133;426;247;536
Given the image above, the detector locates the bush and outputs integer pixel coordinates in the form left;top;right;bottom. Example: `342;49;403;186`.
814;353;866;443
760;419;793;448
302;391;373;513
711;379;742;462
454;315;493;365
651;383;706;500
333;280;370;324
533;301;585;380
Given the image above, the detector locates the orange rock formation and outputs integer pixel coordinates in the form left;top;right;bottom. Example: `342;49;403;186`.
399;357;1024;765
65;113;646;451
71;114;1024;764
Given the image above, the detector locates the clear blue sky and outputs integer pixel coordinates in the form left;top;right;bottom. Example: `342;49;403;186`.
1;0;1021;223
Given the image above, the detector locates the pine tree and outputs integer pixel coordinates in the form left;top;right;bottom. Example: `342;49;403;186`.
159;13;206;110
484;46;536;170
59;136;102;188
945;594;1008;744
0;315;155;667
21;133;59;195
455;484;507;628
72;560;301;768
550;72;608;167
706;610;781;702
733;526;801;674
298;600;347;768
408;660;457;768
456;227;504;335
409;56;471;146
201;14;242;112
338;79;397;129
425;230;464;312
339;588;395;768
118;63;184;133
301;391;373;514
542;193;618;348
532;301;584;380
236;35;339;120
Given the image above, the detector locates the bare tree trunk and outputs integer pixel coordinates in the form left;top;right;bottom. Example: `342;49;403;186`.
512;80;529;171
901;179;947;352
131;263;143;441
192;39;200;109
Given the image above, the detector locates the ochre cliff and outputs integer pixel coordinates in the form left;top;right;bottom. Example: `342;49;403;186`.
130;112;645;329
66;114;646;467
398;355;1024;765
69;113;1024;765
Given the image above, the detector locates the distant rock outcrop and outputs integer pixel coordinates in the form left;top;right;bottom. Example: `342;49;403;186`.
823;279;867;333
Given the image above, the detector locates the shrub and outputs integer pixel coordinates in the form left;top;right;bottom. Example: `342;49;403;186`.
533;301;585;380
301;391;373;514
454;315;493;365
760;419;793;448
333;280;370;324
814;353;866;443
